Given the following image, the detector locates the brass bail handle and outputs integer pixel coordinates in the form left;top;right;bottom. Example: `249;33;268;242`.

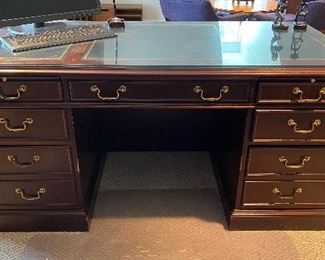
287;119;321;134
15;187;46;201
279;155;311;169
193;85;230;102
272;187;303;200
90;85;127;101
7;155;40;168
0;84;27;101
0;117;33;132
292;87;325;103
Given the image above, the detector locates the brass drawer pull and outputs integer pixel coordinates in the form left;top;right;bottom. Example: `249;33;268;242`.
1;77;7;82
7;155;40;168
0;117;33;132
278;155;311;169
287;119;321;134
293;87;325;103
193;85;229;102
90;85;127;101
272;187;303;200
15;187;46;201
0;85;27;101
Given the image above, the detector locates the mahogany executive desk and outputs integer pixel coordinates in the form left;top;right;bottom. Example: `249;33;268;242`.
0;22;324;231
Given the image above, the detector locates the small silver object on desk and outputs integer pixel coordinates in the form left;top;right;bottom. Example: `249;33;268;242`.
294;0;309;30
108;0;125;30
108;17;125;29
272;0;289;30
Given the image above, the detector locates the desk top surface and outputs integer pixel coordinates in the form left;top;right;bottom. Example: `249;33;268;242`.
0;21;324;70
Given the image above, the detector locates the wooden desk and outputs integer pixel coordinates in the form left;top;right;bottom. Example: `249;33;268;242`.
211;0;277;13
0;22;324;231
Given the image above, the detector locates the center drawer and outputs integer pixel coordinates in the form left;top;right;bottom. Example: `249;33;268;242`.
69;80;251;103
0;146;73;174
0;109;68;141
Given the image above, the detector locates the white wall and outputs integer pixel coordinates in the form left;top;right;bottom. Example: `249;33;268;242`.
101;0;164;20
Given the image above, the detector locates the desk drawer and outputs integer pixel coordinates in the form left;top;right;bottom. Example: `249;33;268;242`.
243;180;325;208
258;82;325;104
0;146;72;174
0;109;68;140
69;81;250;102
252;110;325;142
247;147;325;178
0;79;63;101
0;179;79;208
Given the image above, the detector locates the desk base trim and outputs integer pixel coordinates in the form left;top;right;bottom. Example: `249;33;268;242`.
229;209;325;230
0;210;89;231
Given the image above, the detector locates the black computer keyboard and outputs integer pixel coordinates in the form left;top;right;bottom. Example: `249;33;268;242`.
0;24;116;52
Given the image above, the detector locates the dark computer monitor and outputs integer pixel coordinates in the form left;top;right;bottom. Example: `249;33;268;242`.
0;0;101;31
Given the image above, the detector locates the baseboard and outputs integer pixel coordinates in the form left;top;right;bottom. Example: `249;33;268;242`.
0;210;89;231
229;209;325;230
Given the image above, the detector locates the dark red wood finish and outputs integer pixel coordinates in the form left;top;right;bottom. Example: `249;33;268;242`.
247;147;325;178
0;179;80;208
258;81;325;104
0;66;324;231
0;146;73;174
253;110;325;142
243;180;325;208
69;80;251;102
0;80;63;102
0;109;68;140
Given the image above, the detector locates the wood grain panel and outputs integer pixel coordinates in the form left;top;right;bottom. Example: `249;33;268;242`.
0;179;79;208
247;147;325;178
258;82;325;104
0;146;72;174
253;110;325;142
0;81;63;102
0;109;68;141
243;180;325;208
69;80;251;103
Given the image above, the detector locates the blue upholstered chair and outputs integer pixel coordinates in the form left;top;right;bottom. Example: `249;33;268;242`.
252;0;325;32
159;0;250;21
305;0;325;32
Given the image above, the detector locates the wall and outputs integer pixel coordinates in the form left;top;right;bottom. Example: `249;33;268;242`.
101;0;164;20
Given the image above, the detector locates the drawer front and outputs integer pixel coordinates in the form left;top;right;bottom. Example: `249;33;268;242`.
258;82;325;104
0;80;63;101
0;109;68;140
247;147;325;178
243;181;325;208
253;110;325;142
0;179;79;208
0;146;72;174
69;81;250;103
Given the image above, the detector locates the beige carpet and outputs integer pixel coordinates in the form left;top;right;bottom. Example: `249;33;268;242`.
0;152;324;260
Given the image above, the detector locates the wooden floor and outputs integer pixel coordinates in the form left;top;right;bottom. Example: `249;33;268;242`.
211;0;278;13
211;0;299;14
